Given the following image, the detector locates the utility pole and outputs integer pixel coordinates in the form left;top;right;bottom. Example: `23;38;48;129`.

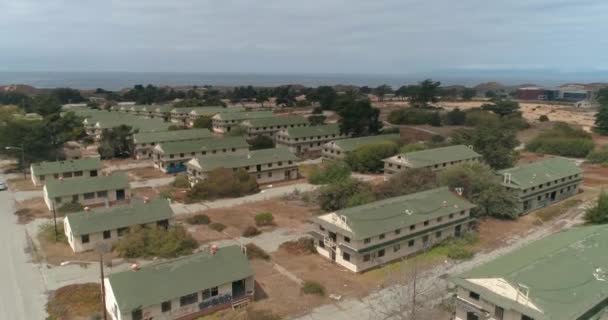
20;143;25;179
52;201;58;241
100;252;107;320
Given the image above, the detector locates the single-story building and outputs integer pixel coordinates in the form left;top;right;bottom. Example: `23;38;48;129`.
132;129;213;159
450;224;608;320
187;147;299;185
187;107;244;127
322;134;401;161
310;187;476;272
241;116;310;140
169;106;236;126
498;157;583;215
383;145;482;175
275;123;349;157
30;158;102;186
153;137;249;173
64;199;173;253
211;111;274;133
43;173;131;211
105;245;254;320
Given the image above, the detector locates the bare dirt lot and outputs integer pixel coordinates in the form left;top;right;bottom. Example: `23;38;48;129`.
15;198;50;223
117;166;168;181
180;200;318;243
6;176;41;192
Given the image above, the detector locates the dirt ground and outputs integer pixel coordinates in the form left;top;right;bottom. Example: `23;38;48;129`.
180;200;318;242
117;166;168;181
15;198;50;223
46;283;103;320
6;176;41;192
37;231;116;266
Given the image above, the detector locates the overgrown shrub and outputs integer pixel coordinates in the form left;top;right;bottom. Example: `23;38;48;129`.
463;109;498;127
38;222;67;244
317;178;374;211
245;243;270;260
400;143;427;153
444;108;466;125
584;191;608;224
374;168;438;200
242;226;261;237
301;281;325;296
209;222;226;232
254;212;275;226
538;115;549;122
186;168;258;201
186;214;210;225
387;108;442;126
280;238;316;255
526;123;594;157
345;141;399;173
245;309;281;320
308;161;351;185
114;225;198;259
249;135;275;150
447;246;474;260
58;202;83;214
587;146;608;164
172;174;190;188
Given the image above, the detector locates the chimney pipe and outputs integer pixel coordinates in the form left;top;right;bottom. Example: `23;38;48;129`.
84;206;90;212
143;196;149;204
210;244;218;256
130;263;140;272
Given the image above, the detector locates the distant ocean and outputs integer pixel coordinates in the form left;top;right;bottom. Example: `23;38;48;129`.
1;71;606;91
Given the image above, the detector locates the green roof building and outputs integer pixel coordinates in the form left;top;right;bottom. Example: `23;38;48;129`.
322;134;401;161
132;129;214;159
104;245;255;320
30;158;102;186
451;225;608;320
211;111;274;133
153;137;249;173
498;157;583;215
64;199;173;253
241;116;310;139
383;145;482;175
187;147;299;185
275;124;349;157
311;187;476;272
43;173;131;211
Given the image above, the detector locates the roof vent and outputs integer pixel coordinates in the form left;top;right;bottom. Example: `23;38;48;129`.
130;263;140;272
247;154;251;159
84;206;90;212
503;173;512;184
143;196;150;204
59;177;64;181
404;209;414;216
442;201;447;207
210;244;219;256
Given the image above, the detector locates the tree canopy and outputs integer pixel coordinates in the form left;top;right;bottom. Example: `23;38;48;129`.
594;88;608;135
409;79;441;107
337;97;382;137
452;121;519;169
584;191;608;224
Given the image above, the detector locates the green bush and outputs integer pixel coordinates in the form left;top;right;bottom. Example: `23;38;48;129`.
308;161;351;185
209;222;226;232
172;174;190;188
242;226;261;237
446;246;474;260
584;191;608;224
317;178;375;211
192;116;212;129
387;108;442;126
445;108;466;125
279;238;317;254
114;225;198;259
301;281;325;296
245;243;270;261
463;109;498;127
345;141;399;173
538;115;549;122
186;168;258;201
249;135;275;150
526;123;594;157
186;214;210;225
58;202;83;214
255;212;275;226
38;222;67;244
587;146;608;164
400;143;427;153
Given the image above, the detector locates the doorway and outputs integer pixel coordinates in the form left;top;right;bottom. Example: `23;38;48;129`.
232;279;246;299
116;189;126;201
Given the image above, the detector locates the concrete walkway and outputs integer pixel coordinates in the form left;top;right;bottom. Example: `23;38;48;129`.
130;177;175;189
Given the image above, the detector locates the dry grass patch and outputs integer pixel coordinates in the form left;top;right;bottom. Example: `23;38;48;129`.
6;177;41;191
533;198;583;222
36;222;110;266
15;197;50;223
46;283;102;320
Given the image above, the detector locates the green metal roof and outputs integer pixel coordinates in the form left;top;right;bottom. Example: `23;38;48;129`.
133;129;213;144
31;158;101;176
242;116;309;128
189;147;298;172
497;157;582;190
213;111;274;121
96;117;172;132
329;134;401;153
65;199;173;236
316;187;475;240
171;106;231;115
107;245;253;312
45;173;129;198
156;137;249;154
390;145;481;168
451;225;608;320
281;123;342;138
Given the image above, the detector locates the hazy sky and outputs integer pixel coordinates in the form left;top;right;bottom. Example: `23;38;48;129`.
2;0;608;74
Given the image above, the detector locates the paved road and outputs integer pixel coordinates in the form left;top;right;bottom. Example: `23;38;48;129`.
0;174;47;319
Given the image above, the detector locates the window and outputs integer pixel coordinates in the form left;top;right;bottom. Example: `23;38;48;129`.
379;233;385;240
161;301;171;313
436;231;442;238
97;191;107;198
408;240;415;247
393;244;400;252
90;170;98;177
180;153;185;157
278;161;283;166
319;225;325;231
180;292;198;306
449;214;454;219
343;236;350;243
521;316;534;320
55;197;62;204
363;254;371;262
132;309;143;320
466;312;479;320
424;220;429;226
460;210;465;216
268;163;273;168
422;235;429;243
318;240;325;248
378;249;385;257
83;192;95;200
395;228;401;235
409;225;415;231
39;175;45;181
268;172;272;177
364;238;371;244
117;227;129;237
469;291;480;300
342;252;350;261
494;306;504;320
74;171;83;177
81;234;89;243
437;217;443;222
202;287;219;300
103;230;111;239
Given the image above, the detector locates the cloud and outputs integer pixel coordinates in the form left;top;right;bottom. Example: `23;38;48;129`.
0;0;607;74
